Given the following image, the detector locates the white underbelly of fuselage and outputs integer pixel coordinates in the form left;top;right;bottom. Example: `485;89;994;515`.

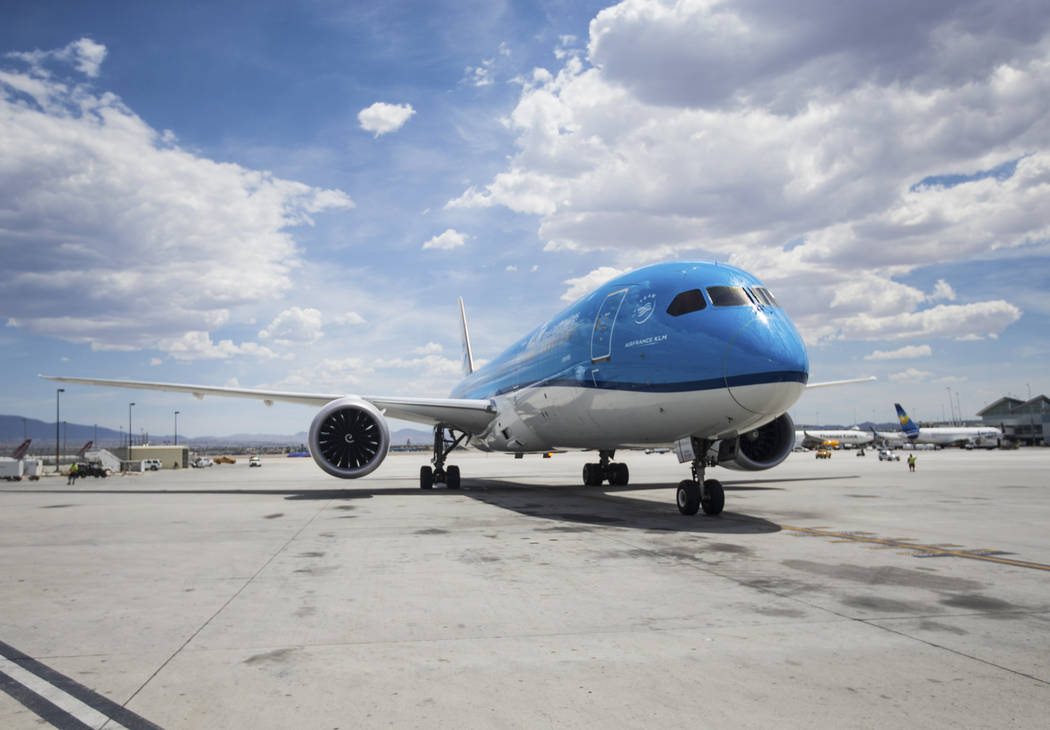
476;382;804;452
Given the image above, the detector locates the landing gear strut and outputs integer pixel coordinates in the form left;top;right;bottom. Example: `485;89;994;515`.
676;441;724;516
582;450;630;487
420;425;467;490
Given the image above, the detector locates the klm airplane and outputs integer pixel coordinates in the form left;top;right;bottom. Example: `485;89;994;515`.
44;262;870;515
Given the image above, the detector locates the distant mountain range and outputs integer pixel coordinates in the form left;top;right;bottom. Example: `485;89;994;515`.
0;415;431;449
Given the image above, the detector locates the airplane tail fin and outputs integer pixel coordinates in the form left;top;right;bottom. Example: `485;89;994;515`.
76;441;93;457
458;297;475;376
11;439;31;460
894;403;920;440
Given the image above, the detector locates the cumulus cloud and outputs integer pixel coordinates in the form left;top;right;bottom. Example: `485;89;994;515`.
358;102;415;137
375;354;462;377
413;342;443;355
275;357;373;390
0;44;353;358
561;266;625;301
7;37;107;77
449;1;1048;345
422;229;467;250
889;368;935;383
864;345;933;361
258;307;324;345
157;331;283;361
332;311;366;326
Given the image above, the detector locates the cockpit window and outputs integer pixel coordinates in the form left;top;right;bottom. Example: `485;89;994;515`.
751;287;779;307
706;286;752;307
666;289;707;316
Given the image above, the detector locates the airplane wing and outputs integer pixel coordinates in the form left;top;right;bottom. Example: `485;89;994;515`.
806;376;877;389
40;375;497;433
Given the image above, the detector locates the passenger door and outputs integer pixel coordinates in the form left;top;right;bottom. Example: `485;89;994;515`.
590;288;628;363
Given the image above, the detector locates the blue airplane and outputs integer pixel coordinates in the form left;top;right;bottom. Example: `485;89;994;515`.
43;261;870;515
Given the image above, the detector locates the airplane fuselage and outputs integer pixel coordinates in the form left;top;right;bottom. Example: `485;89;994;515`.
450;262;809;452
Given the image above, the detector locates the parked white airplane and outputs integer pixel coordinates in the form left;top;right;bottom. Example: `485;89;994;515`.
43;261;871;515
894;403;1002;447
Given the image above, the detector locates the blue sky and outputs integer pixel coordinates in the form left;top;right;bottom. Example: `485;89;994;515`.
2;0;1049;438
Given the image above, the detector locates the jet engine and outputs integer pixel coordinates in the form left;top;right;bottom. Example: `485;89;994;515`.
308;397;390;479
717;412;795;471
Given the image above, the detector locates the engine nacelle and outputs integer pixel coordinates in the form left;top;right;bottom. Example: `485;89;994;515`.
308;397;390;479
717;413;795;471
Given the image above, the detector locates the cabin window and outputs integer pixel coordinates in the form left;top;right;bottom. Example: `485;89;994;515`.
666;289;707;316
751;287;780;307
706;286;752;307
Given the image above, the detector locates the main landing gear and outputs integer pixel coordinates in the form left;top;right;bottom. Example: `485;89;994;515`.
420;425;467;490
582;450;630;487
676;444;724;516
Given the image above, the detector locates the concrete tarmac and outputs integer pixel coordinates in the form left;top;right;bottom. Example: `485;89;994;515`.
1;448;1048;728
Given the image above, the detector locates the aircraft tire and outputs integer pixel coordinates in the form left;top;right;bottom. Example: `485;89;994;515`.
446;465;460;490
609;463;629;486
583;463;603;486
420;465;434;490
676;480;700;515
701;479;725;516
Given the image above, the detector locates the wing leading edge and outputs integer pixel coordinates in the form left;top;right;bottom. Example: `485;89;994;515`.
40;375;497;433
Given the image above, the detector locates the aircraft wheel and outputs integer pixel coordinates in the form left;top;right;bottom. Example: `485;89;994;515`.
609;463;629;486
446;465;460;490
582;463;603;486
701;479;725;516
676;480;700;515
420;465;434;490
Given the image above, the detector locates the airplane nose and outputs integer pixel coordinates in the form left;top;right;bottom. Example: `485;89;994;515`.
724;311;809;415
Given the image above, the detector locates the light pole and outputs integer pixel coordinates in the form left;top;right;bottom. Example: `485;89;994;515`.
22;417;27;440
55;388;64;472
128;402;135;462
1027;383;1034;446
174;411;180;446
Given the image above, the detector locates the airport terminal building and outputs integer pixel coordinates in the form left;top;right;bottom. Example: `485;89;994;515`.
977;395;1049;446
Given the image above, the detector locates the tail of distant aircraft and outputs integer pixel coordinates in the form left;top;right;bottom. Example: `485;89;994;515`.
458;297;476;376
76;441;93;457
10;439;31;460
894;403;920;440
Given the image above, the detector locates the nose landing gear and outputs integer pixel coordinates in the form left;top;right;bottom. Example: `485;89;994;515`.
676;442;724;516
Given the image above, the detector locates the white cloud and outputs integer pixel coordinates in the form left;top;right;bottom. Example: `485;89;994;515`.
837;301;1021;341
422;229;467;250
930;279;956;301
448;2;1048;345
561;266;625;301
275;357;373;390
864;345;933;361
0;49;352;357
413;342;443;355
157;331;283;361
332;311;366;326
149;357;163;366
889;368;934;383
258;307;324;345
375;354;462;377
357;102;415;137
7;37;107;77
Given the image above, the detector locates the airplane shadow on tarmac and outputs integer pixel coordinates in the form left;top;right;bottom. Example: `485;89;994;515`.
10;475;852;535
288;473;855;534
